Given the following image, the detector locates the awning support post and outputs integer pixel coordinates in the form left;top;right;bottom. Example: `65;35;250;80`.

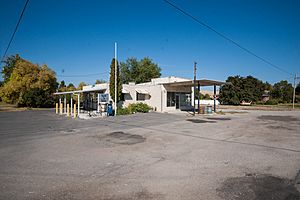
77;94;80;116
70;95;73;116
64;95;66;114
193;62;197;116
198;81;200;114
214;84;216;112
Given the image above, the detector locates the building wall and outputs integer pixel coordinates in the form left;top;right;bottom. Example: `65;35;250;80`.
81;77;195;112
120;82;192;112
121;84;163;112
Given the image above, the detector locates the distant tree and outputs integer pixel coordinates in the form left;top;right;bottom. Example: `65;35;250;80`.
77;82;86;90
296;83;300;95
67;83;76;91
0;80;3;101
203;94;211;100
109;58;122;102
120;57;161;84
0;58;58;107
264;81;272;91
195;91;212;100
270;80;293;103
1;54;22;83
58;80;66;92
219;75;267;105
95;79;106;84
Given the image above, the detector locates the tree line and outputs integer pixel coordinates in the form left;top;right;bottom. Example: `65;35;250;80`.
0;54;299;107
0;55;161;107
219;75;299;105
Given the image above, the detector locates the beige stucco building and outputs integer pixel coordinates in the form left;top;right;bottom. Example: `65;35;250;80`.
54;76;225;115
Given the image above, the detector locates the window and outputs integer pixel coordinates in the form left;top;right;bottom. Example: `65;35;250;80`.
167;92;191;108
120;93;125;101
137;92;146;101
167;92;175;107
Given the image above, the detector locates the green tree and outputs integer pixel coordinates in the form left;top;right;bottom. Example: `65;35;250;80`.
219;75;268;105
0;58;58;107
67;83;76;91
109;58;122;102
95;79;106;84
58;80;66;92
195;91;212;100
1;54;22;83
77;82;87;90
120;57;161;84
270;80;293;103
296;83;300;95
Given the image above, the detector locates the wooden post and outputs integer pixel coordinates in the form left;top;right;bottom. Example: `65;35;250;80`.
74;104;77;118
55;103;58;114
60;103;63;114
70;96;73;116
67;104;70;117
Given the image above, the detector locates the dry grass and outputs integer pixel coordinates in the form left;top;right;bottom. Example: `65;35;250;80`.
219;103;300;111
0;102;50;112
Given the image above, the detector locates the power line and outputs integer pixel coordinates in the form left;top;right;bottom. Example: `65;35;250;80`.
57;71;109;78
163;0;293;76
1;0;30;63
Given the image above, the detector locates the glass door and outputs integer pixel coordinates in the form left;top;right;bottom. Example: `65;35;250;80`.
175;94;180;109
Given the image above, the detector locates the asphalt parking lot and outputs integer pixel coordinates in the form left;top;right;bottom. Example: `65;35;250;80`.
0;110;300;200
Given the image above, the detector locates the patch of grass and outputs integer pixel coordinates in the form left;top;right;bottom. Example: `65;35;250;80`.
0;102;24;112
0;102;50;112
216;110;226;115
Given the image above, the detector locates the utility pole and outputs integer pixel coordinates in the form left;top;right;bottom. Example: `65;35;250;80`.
114;42;117;116
293;74;300;110
193;62;197;116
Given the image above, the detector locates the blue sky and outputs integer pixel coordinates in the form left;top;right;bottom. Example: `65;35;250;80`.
1;0;299;86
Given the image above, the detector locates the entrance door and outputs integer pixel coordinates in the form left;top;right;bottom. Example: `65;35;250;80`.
175;94;180;109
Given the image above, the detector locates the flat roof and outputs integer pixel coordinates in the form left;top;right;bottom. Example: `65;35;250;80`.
54;90;83;95
54;87;107;95
162;79;227;87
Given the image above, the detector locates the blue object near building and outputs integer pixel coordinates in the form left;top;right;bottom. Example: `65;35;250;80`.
107;103;113;116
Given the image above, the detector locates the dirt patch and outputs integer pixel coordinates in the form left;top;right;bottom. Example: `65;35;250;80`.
267;125;294;131
102;131;146;145
217;174;300;200
28;184;162;200
257;115;299;122
206;117;231;121
186;119;216;123
104;190;163;200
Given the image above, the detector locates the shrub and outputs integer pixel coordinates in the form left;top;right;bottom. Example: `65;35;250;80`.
128;103;151;113
117;107;131;115
253;101;264;105
265;99;278;105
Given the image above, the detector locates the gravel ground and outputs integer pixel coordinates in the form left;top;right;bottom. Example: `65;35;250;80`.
0;109;300;200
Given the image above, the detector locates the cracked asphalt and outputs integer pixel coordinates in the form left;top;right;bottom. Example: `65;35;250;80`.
0;109;300;200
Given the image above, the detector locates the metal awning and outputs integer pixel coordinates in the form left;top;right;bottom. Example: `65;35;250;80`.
54;88;107;95
82;88;106;93
162;79;227;87
122;88;130;94
135;88;149;94
54;90;83;95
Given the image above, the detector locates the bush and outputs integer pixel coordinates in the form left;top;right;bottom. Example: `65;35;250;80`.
18;89;54;108
117;103;152;115
265;99;278;105
128;103;151;113
117;107;131;115
253;101;264;105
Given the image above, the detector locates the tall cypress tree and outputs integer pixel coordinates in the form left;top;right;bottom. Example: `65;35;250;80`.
109;58;122;102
